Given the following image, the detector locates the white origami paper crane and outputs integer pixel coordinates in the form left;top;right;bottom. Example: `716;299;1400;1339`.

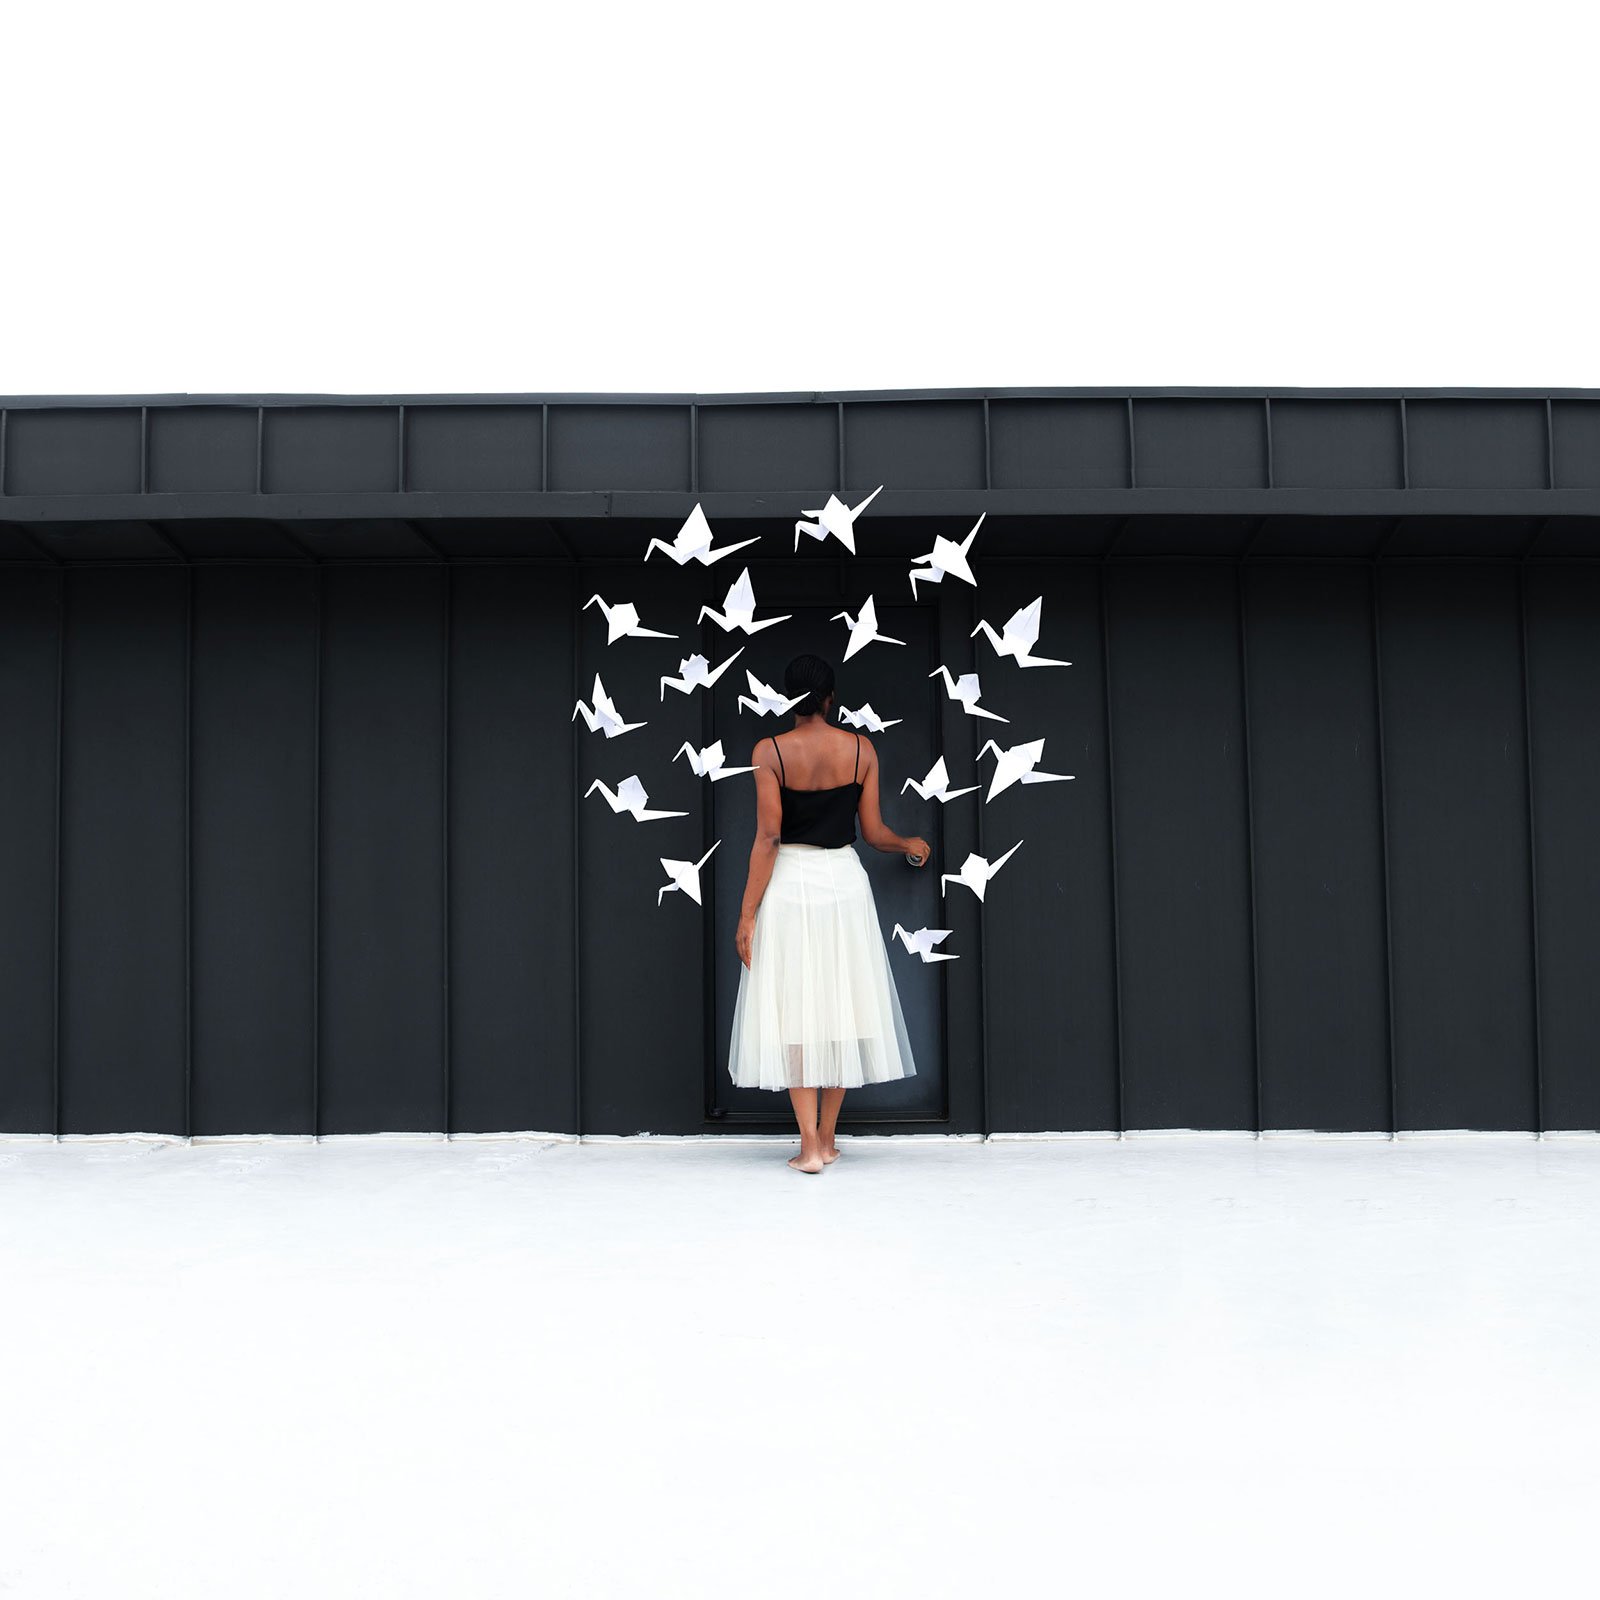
657;840;720;906
584;593;679;644
698;567;793;636
837;702;903;732
970;596;1072;669
644;503;759;567
909;513;984;599
736;670;808;717
977;737;1076;800
940;841;1024;902
674;739;757;782
794;485;883;554
928;665;1009;722
832;594;906;661
659;645;746;701
901;755;979;803
584;774;689;822
892;924;959;963
571;673;646;739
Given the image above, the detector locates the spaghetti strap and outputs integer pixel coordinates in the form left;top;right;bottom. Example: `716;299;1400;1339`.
853;731;860;782
769;734;786;786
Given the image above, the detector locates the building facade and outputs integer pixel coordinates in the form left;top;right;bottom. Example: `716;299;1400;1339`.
1;389;1597;1136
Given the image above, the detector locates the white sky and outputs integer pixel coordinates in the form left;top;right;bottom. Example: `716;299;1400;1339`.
3;0;1597;397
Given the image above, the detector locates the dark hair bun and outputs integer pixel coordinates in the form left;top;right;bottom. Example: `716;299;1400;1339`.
783;653;835;717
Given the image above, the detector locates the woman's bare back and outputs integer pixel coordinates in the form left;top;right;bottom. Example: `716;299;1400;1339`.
767;723;863;791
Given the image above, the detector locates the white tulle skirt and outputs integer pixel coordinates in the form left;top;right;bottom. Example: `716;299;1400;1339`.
728;843;918;1091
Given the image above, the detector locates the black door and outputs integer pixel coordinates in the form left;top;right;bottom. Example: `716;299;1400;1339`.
705;581;950;1122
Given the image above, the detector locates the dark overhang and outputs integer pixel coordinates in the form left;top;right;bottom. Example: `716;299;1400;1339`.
3;387;1599;562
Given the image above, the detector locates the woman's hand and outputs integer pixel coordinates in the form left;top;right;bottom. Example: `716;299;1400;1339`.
736;912;757;969
904;837;932;868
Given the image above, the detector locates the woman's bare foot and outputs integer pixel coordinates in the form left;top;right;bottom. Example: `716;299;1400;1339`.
821;1143;840;1164
788;1149;826;1174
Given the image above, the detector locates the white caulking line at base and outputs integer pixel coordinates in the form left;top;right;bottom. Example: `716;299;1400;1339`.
54;1131;187;1144
986;1130;1122;1141
7;1127;1597;1145
1119;1128;1261;1139
1392;1128;1541;1140
576;1131;986;1144
1258;1129;1393;1140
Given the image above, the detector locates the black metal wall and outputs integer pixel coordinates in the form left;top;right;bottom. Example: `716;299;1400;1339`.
3;547;1598;1135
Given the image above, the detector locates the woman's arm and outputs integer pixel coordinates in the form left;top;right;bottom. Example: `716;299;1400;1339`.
856;738;931;865
735;741;784;968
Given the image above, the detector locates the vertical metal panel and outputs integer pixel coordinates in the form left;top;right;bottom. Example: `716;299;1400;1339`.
317;565;447;1133
575;559;708;1133
1521;562;1600;1129
1246;564;1391;1131
1099;560;1126;1131
1370;560;1398;1133
447;568;579;1133
182;561;192;1137
0;569;61;1132
978;562;1118;1132
973;584;989;1138
1378;562;1538;1130
934;578;986;1133
441;562;450;1128
311;565;322;1135
1516;560;1544;1130
58;567;188;1135
189;566;318;1135
571;554;581;1136
1107;562;1256;1130
53;569;63;1135
972;588;985;1139
1236;562;1262;1131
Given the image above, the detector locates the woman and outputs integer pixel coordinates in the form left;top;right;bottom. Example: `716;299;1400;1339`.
728;653;933;1174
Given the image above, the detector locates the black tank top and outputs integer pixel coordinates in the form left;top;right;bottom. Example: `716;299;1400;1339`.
770;732;862;848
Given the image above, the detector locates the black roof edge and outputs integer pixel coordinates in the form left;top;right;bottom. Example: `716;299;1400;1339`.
4;386;1600;408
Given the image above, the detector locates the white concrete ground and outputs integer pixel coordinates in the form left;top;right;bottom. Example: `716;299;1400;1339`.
1;1132;1595;1599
